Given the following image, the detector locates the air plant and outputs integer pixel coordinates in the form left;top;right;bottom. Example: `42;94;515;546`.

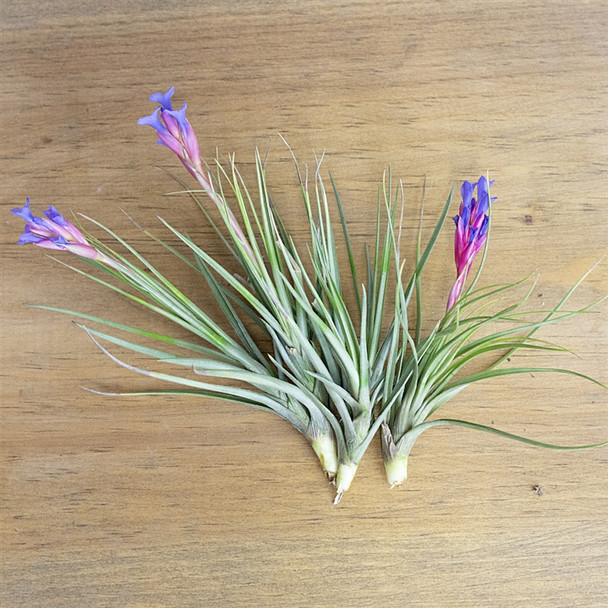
380;178;607;487
12;87;606;503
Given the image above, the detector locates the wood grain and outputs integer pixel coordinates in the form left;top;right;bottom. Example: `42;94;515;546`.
1;1;607;606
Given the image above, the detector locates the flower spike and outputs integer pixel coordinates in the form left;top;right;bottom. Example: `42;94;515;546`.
11;199;117;267
138;87;203;178
139;88;256;263
447;176;496;310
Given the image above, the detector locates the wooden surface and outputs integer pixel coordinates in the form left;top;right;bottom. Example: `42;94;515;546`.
2;1;607;606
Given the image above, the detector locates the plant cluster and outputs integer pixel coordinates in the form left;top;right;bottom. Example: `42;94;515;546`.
12;88;606;503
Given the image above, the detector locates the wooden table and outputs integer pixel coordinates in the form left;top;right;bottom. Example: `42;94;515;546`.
2;2;607;606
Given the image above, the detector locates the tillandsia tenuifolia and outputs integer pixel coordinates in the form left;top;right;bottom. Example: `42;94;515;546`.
380;178;608;487
12;87;607;503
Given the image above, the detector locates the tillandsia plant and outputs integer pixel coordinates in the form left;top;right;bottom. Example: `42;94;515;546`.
12;87;607;503
380;177;607;487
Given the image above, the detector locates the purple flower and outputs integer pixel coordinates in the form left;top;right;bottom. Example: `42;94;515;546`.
11;199;116;267
139;88;256;264
138;87;203;178
447;176;496;310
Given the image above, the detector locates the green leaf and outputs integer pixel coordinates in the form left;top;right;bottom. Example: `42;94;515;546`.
81;326;309;430
403;186;454;306
28;305;234;361
446;366;607;391
330;172;362;312
417;419;608;450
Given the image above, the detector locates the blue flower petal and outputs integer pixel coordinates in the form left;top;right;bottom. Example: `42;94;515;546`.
164;102;190;133
460;204;471;227
11;198;34;222
43;205;68;227
476;176;491;214
137;107;167;133
149;86;174;111
17;226;42;245
478;215;489;237
460;181;474;208
468;225;478;244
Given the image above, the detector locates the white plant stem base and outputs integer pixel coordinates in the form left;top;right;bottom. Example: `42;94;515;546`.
334;461;359;504
311;435;338;483
384;455;409;489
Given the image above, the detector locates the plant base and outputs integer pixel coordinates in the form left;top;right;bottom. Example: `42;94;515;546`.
311;434;338;483
384;455;409;489
334;461;358;504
